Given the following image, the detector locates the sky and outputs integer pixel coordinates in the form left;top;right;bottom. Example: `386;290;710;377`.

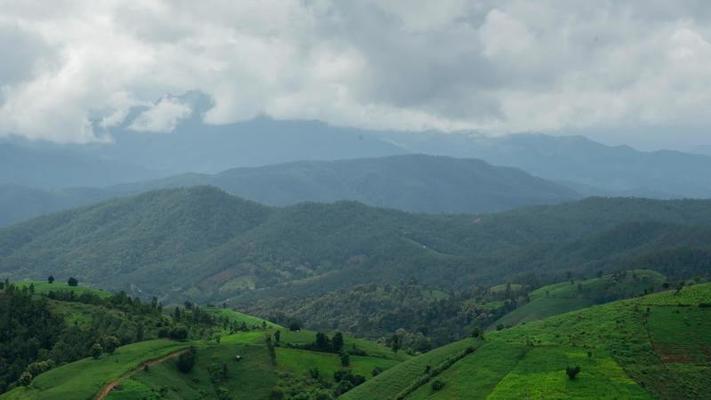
1;0;711;150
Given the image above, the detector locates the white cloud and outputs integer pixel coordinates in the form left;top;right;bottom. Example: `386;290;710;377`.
0;0;711;146
129;96;192;133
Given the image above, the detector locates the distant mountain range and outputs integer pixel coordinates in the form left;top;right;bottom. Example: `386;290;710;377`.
5;117;711;197
1;186;710;310
0;154;579;227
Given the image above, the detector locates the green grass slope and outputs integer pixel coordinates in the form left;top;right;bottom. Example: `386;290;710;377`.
494;269;666;328
1;340;188;400
345;283;711;400
105;328;407;400
340;339;478;400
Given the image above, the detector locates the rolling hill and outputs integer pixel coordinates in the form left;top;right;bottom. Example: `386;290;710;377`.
1;187;711;342
342;283;711;400
0;154;579;227
143;154;580;214
0;280;407;400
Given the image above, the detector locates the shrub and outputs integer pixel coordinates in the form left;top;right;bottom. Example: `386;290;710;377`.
566;366;581;380
339;351;350;367
169;326;189;341
90;343;103;359
177;347;197;373
431;379;445;391
18;371;33;386
102;336;120;354
67;277;78;287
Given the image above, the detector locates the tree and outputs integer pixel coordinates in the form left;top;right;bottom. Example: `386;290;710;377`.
102;336;120;354
390;334;401;353
169;326;189;341
173;306;181;320
177;347;196;373
471;327;481;338
332;332;344;352
339;351;350;367
273;330;281;344
90;343;103;359
67;277;78;287
288;319;302;331
48;275;55;284
315;332;330;351
136;323;145;342
18;371;33;386
265;335;277;366
566;366;581;380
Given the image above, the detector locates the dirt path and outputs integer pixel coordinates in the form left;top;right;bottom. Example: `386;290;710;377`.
95;348;189;400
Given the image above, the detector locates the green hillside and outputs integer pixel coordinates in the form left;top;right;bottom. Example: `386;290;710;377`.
344;283;711;400
2;187;711;345
0;279;408;400
493;269;666;328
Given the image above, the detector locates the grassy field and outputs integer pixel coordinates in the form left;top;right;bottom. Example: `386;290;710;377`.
108;343;276;400
340;339;478;400
106;328;407;400
1;340;188;400
494;269;666;328
345;283;711;400
206;306;282;330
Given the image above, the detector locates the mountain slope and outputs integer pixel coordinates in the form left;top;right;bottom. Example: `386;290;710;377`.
0;280;406;400
382;132;711;198
343;283;711;400
2;187;711;313
200;154;579;213
0;154;580;227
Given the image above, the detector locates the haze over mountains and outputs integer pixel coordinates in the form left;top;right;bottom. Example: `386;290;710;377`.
0;154;580;227
4;117;711;227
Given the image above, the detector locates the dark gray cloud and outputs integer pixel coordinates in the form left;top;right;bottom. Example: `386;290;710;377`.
0;0;710;148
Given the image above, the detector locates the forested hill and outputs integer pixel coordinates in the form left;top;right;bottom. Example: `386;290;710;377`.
1;187;711;312
0;154;579;227
137;154;580;214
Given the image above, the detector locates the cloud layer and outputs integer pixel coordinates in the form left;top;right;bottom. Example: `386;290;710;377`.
1;0;711;145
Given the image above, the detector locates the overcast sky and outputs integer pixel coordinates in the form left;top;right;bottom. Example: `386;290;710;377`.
1;0;711;149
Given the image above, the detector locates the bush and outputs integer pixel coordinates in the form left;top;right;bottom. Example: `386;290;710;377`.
372;366;383;377
67;277;78;287
90;343;103;359
169;326;189;341
177;347;197;373
18;371;33;386
566;366;581;380
102;336;120;354
431;379;445;391
339;351;350;367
